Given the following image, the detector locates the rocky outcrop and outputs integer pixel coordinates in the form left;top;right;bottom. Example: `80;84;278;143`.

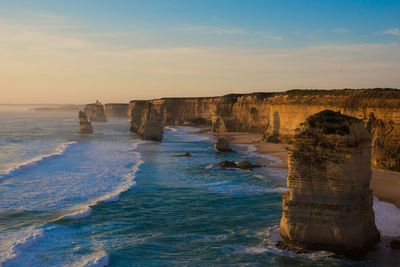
279;110;380;256
215;137;233;152
127;88;400;171
130;101;163;141
366;113;400;171
78;111;93;134
217;160;261;169
88;101;107;122
104;103;129;118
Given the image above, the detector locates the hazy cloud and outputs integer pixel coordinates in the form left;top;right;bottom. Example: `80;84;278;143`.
383;28;400;36
333;28;349;33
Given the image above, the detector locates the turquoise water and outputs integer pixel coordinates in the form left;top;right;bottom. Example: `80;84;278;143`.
0;106;399;266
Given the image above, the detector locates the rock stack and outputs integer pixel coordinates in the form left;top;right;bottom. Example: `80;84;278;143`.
215;137;233;152
130;101;163;141
78;111;93;134
89;100;107;122
279;110;380;256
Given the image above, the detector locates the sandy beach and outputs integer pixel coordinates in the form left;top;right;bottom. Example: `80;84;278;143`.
211;131;400;209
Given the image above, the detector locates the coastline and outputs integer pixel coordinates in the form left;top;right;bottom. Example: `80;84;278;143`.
209;131;400;209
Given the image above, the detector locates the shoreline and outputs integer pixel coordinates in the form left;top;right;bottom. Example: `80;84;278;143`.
209;131;400;209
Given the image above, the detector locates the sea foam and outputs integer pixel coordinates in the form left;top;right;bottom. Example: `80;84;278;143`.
56;143;144;221
0;227;44;266
0;141;77;181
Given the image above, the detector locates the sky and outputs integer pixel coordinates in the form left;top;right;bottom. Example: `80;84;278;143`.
0;0;399;104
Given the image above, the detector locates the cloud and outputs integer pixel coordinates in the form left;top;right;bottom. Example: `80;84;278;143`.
333;28;349;33
180;25;245;35
383;28;400;36
1;12;400;103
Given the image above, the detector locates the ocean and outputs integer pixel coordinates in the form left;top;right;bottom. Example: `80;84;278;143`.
0;105;399;266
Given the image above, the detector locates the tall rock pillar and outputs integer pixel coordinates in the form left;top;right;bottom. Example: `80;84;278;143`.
279;110;380;256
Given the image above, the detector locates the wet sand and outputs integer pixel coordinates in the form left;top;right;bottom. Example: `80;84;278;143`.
211;131;400;209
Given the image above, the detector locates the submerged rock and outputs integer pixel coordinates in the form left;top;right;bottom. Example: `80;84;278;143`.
89;100;107;122
175;152;192;157
215;137;233;152
279;110;380;256
78;111;93;134
217;160;260;169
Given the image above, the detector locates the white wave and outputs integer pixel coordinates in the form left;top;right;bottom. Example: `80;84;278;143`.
61;207;93;220
373;197;400;238
0;227;44;266
0;141;77;181
56;143;144;221
164;126;178;133
68;250;109;267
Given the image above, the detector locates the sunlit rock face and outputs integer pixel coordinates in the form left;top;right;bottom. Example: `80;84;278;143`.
78;111;93;134
366;112;400;171
125;89;400;171
129;101;163;142
279;110;380;256
89;101;107;122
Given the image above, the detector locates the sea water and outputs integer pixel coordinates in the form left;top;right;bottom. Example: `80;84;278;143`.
0;106;399;266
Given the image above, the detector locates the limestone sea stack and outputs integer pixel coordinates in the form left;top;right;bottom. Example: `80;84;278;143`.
130;101;163;141
279;110;380;256
79;111;93;134
215;137;233;152
89;100;107;122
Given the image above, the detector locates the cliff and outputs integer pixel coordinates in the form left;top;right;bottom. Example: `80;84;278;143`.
127;88;400;171
129;100;163;141
279;110;380;256
104;103;129;118
78;111;93;134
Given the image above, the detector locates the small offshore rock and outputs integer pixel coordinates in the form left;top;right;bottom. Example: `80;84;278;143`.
217;160;238;169
175;152;192;157
239;161;261;169
215;137;233;152
390;240;400;249
217;160;261;169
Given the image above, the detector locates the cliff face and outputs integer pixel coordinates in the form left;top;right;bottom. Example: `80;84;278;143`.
104;104;129;118
127;89;400;170
280;110;380;255
129;100;163;141
78;111;93;134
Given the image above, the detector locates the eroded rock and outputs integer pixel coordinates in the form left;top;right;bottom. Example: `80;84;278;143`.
279;110;380;256
78;111;93;134
215;137;233;152
89;100;107;122
217;160;261;169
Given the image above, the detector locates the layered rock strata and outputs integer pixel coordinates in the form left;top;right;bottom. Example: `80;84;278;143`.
88;101;107;122
78;111;93;134
279;110;380;255
130;101;163;141
126;89;400;171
